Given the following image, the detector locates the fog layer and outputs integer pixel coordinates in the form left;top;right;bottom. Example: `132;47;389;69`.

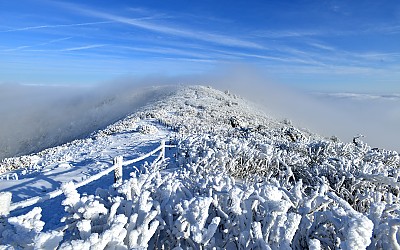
207;66;400;151
0;80;177;160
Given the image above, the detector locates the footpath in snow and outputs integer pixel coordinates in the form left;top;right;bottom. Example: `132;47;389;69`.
1;85;400;249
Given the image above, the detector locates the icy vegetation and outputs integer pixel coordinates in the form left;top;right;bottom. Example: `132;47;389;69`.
1;85;400;249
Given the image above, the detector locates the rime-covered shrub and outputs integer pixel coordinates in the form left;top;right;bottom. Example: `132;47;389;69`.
1;155;384;249
1;86;399;249
137;124;158;135
0;207;63;249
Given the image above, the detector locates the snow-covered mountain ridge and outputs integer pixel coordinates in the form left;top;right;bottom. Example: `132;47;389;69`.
0;85;399;249
0;85;316;175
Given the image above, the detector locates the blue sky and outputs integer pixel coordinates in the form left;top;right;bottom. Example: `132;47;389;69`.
1;0;400;92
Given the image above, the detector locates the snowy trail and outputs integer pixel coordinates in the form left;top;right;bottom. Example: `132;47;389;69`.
0;119;171;203
0;118;175;231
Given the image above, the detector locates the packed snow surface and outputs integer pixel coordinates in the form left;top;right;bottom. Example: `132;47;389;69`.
1;85;400;249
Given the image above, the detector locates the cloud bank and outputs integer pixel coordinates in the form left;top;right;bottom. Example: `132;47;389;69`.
0;80;177;160
206;66;400;151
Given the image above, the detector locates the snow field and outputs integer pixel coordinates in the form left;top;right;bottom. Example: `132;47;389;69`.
1;85;399;249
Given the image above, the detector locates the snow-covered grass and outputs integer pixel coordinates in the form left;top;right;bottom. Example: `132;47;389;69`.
1;85;399;249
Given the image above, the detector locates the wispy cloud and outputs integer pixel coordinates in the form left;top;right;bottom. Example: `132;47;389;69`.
1;37;73;52
255;23;400;40
308;42;336;51
57;2;264;49
61;44;106;51
354;52;400;62
1;21;114;32
3;44;106;53
38;37;73;46
3;46;31;52
163;57;216;64
210;48;325;66
127;7;173;20
253;30;322;38
363;24;400;35
118;46;213;59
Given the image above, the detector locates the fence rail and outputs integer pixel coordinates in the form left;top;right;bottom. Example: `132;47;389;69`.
0;140;175;215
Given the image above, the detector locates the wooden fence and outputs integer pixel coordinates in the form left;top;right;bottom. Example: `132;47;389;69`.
0;140;175;216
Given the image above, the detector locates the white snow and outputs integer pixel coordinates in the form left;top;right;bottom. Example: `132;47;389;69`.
0;85;399;249
0;192;12;216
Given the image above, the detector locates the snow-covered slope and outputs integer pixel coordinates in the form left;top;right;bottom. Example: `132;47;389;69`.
0;84;179;160
0;85;399;249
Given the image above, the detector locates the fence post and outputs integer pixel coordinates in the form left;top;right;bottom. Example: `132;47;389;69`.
160;140;165;160
114;156;123;184
0;192;12;216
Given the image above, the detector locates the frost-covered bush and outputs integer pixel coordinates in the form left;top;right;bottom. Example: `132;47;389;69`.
60;181;109;240
92;115;140;138
0;207;63;249
137;124;158;135
174;129;400;248
1;154;389;249
1;86;400;249
0;155;42;174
